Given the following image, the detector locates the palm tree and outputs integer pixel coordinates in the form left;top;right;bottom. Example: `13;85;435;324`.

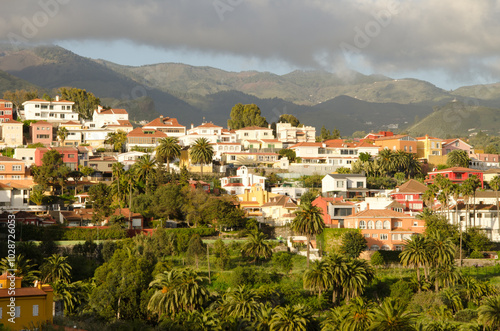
57;126;68;146
324;253;347;305
40;254;72;284
377;149;394;175
189;137;214;179
478;295;500;331
29;186;45;206
112;162;124;212
463;175;481;227
342;297;374;331
134;154;157;193
0;254;40;287
241;231;273;263
399;235;429;292
291;201;325;268
342;259;374;302
423;184;438;208
321;306;348;331
303;260;330;298
220;285;262;321
490;175;500;235
270;304;313;331
446;150;470;168
104;130;128;152
156;137;181;173
440;288;463;314
148;268;209;318
427;231;456;292
368;298;418;331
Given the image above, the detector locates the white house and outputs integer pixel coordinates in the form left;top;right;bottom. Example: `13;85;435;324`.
322;173;368;198
14;148;37;167
143;116;186;137
178;122;234;147
117;151;147;169
22;96;79;122
235;126;274;142
220;165;267;195
87;106;129;128
276;122;316;146
211;142;243;161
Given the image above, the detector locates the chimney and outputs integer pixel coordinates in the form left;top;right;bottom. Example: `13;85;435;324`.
160;115;163;119
268;124;271;129
191;123;194;129
366;203;370;210
55;95;59;102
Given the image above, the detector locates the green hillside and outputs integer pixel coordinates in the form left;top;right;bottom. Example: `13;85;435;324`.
0;69;44;96
406;101;500;137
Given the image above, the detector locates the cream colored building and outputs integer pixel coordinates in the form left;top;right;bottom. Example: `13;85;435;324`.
0;120;23;147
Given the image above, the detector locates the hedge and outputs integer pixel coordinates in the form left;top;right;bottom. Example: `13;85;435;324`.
317;228;361;253
161;227;217;237
1;224;127;241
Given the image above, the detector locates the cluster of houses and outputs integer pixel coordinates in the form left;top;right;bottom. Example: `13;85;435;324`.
0;96;499;250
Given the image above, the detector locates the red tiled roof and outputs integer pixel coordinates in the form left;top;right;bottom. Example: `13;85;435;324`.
428;167;483;174
223;152;278;156
347;209;415;218
24;98;74;104
260;139;281;143
237;126;272;131
0;156;22;162
195;122;223;128
224;183;244;187
99;108;128;115
127;127;167;138
289;142;322;148
61;121;81;125
373;134;411;141
144;117;185;128
391;179;428;194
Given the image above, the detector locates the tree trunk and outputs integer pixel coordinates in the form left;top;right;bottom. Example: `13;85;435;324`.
306;234;311;269
416;265;421;293
200;163;204;180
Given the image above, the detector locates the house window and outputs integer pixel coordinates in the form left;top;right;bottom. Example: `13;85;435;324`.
244;133;249;136
12;165;22;171
0;165;4;171
380;234;388;240
336;180;344;188
357;181;363;188
359;221;366;229
364;233;370;238
60;114;65;119
395;221;402;227
413;221;418;227
392;234;401;240
15;306;20;318
372;234;378;238
367;221;374;229
375;221;382;229
383;221;390;229
33;304;39;316
12;176;21;179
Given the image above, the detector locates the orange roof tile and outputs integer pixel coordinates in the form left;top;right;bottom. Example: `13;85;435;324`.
347;209;415;218
195;122;223;128
144;117;185;128
0;288;48;298
127;127;167;138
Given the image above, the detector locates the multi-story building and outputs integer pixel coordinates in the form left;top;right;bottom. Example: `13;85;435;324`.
126;127;167;151
235;126;274;141
416;135;443;159
0;273;54;331
261;195;299;226
373;135;417;153
0;156;29;180
426;167;484;188
30;121;54;146
212;142;243;161
14;148;37;167
0;120;23;147
142;116;186;137
221;152;279;167
35;147;80;170
313;196;355;228
58;121;83;146
389;179;428;213
322;173;368;198
221;166;266;195
178;122;225;146
88;155;117;181
0;99;14;122
276;122;316;146
442;138;474;156
237;184;280;219
469;153;500;170
344;208;425;251
22;96;78;122
89;106;129;128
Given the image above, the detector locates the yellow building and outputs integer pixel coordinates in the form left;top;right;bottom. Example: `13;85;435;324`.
417;135;443;159
179;149;213;174
0;273;53;330
236;184;280;217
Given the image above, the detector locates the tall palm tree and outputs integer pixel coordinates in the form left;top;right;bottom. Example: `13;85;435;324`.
270;304;313;331
342;259;375;302
440;288;463;314
241;231;273;263
148;268;209;318
0;254;40;287
377;149;394;175
399;235;429;292
446;150;470;168
427;231;456;292
220;285;262;321
423;184;438;208
303;260;330;298
105;130;128;152
156;137;181;173
490;176;500;235
478;295;500;331
40;254;72;284
134;154;157;193
112;162;125;212
369;298;418;331
291;202;325;268
57;126;68;146
324;253;347;305
321;306;348;331
189;137;214;179
463;175;481;227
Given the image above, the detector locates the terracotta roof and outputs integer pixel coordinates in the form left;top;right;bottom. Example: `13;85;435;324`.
484;168;500;174
211;142;241;145
237;126;272;131
2;120;22;124
289;142;322;148
392;179;428;194
224;152;278;156
260;139;281;143
416;136;443;140
144;117;185;128
450;202;498;211
0;99;12;103
0;156;22;162
117;120;133;126
347;208;415;218
0;273;22;280
98;108;128;115
0;287;52;298
223;183;244;187
475;191;500;198
30;120;51;126
442;138;472;148
262;195;298;208
387;200;405;209
246;140;261;144
0;179;34;189
323;139;378;148
127;127;167;138
61;121;81;125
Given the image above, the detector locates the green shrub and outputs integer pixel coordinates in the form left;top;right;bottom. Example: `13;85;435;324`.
389;279;414;305
454;309;478;323
469;251;484;259
272;251;293;273
370;251;385;266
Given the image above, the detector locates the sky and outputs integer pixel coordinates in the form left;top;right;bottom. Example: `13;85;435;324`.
2;0;500;90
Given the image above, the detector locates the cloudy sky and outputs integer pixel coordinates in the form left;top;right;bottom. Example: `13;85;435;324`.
2;0;500;90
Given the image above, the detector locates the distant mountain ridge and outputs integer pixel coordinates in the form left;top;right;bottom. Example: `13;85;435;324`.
0;44;498;136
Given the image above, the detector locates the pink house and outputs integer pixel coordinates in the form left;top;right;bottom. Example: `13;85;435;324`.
442;138;474;156
426;167;484;188
35;147;80;170
30;121;54;146
389;179;427;213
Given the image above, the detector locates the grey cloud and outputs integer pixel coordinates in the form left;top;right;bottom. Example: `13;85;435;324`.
1;0;500;81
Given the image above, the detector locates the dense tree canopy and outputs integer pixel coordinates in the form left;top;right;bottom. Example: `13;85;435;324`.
227;103;268;130
59;87;100;120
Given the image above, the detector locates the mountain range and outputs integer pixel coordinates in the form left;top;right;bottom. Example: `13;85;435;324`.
0;44;499;136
